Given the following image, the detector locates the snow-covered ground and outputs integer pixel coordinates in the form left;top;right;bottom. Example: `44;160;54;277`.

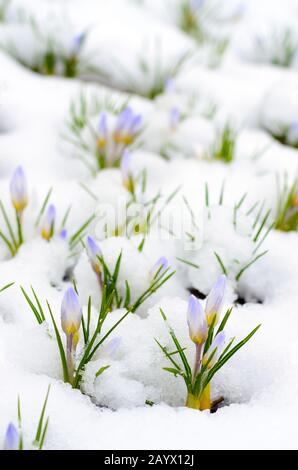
0;0;298;450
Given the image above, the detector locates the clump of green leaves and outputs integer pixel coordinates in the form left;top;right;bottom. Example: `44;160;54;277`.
211;123;237;163
113;40;191;99
3;387;50;450
254;28;298;68
274;176;298;232
0;0;10;22
157;283;260;411
2;15;105;79
262;122;298;149
21;251;175;390
64;92;144;174
180;185;272;283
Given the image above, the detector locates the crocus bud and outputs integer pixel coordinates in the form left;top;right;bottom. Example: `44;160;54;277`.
288;122;298;145
205;274;227;326
61;287;82;336
71;31;86;55
3;423;19;450
150;256;169;278
121;149;134;192
115;107;133;134
187;295;208;344
169;107;180;130
128;114;142;135
41;204;56;241
97;113;108;149
165;77;174;93
86;236;102;274
59;229;68;240
203;331;226;368
10;166;28;213
114;108;141;145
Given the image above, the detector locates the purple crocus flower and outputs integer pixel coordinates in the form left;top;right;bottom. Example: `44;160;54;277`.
86;236;102;274
205;274;227;326
10;166;28;213
3;423;19;450
41;204;56;241
187;295;208;345
61;287;82;336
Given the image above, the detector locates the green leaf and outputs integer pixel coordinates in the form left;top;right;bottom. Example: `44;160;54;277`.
47;301;69;383
206;324;261;386
154;338;181;372
214;252;227;275
0;282;14;293
38;417;49;450
21;286;43;324
95;365;110;378
216;307;233;335
163;367;182;377
69;214;96;247
0;200;17;249
35;188;53;227
124;280;131;308
35;385;50;444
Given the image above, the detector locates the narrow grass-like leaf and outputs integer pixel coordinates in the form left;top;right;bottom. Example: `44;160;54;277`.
35;385;50;444
47;301;69;383
235;251;268;281
95;365;110;378
214;251;227;275
35;188;53;227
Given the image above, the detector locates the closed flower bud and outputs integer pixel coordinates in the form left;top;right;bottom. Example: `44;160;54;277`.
187;295;208;344
86;236;102;274
10;166;28;213
150;256;168;278
4;423;19;450
121;149;134;192
41;204;56;241
203;331;226;368
61;287;82;336
97;113;108;149
205;274;227;326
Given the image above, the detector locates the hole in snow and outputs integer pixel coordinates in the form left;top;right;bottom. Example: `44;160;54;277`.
187;286;206;300
234;293;263;306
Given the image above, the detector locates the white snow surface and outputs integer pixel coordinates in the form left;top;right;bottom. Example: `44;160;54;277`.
0;0;297;450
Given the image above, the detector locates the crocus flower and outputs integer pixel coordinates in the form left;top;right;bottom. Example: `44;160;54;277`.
187;295;208;345
190;0;204;13
86;236;102;274
121;149;134;192
288;121;298;145
169;107;180;130
59;229;68;240
71;31;87;55
150;256;169;278
3;423;19;450
202;331;226;368
113;108;141;145
164;77;174;93
97;113;108;149
61;287;82;336
10;166;28;213
205;274;227;326
41;204;56;241
128;113;142;135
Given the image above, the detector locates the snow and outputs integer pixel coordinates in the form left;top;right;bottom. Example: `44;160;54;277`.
0;0;298;450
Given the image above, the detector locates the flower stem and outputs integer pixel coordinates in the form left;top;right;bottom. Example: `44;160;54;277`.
66;334;74;385
193;343;202;378
16;210;23;246
185;384;211;411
